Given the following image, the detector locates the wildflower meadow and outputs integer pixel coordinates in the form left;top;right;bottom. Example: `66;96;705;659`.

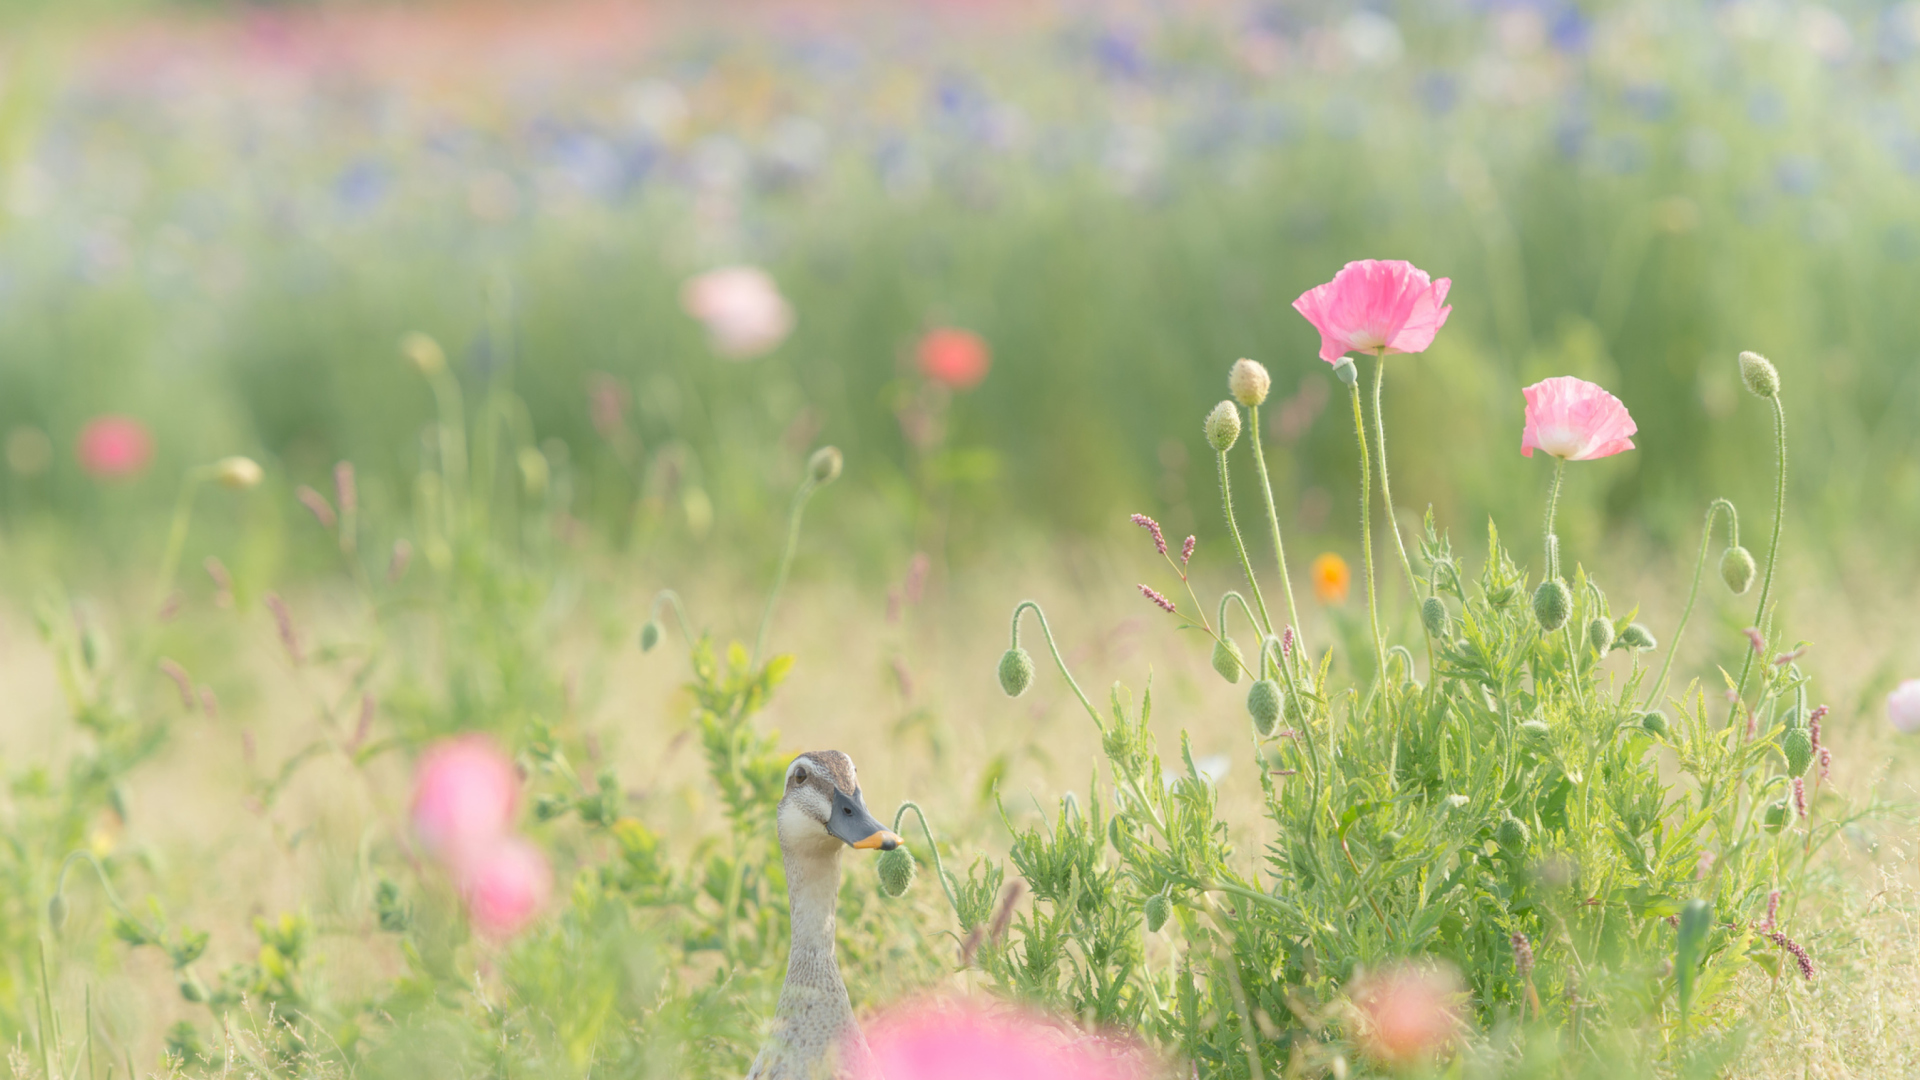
2;1;1920;1078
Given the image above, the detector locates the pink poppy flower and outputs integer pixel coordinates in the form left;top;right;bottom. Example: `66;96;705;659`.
917;328;991;390
1520;377;1638;461
855;1001;1153;1080
410;735;519;870
680;266;795;359
1291;260;1453;363
1889;680;1920;734
1351;963;1464;1067
75;415;154;479
461;837;552;939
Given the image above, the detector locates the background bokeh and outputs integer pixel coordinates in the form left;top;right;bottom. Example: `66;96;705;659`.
3;0;1918;588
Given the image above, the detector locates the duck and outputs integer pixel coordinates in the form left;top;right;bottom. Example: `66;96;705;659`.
748;750;902;1080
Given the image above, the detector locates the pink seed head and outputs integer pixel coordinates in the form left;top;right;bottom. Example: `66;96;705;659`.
1137;584;1176;614
296;486;337;530
1807;705;1827;755
1761;889;1781;931
264;592;304;664
158;659;194;709
1180;535;1195;565
1792;776;1808;819
1743;627;1766;655
1129;514;1166;556
333;461;357;517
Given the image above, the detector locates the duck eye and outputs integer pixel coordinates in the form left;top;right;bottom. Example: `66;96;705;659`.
792;768;807;785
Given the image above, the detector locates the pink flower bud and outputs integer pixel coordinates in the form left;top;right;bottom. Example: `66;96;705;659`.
461;837;552;940
411;735;519;870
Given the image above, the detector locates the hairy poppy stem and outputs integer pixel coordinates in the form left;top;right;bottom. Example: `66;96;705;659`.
1369;353;1421;601
1648;498;1739;708
1346;383;1388;683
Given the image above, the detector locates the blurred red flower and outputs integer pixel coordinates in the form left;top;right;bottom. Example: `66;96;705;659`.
917;328;991;390
75;415;153;479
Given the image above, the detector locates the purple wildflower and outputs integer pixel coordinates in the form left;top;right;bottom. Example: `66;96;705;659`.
1138;584;1176;613
1131;513;1166;555
1180;535;1196;565
1760;889;1781;932
1744;627;1766;654
1763;930;1815;981
1512;932;1535;978
1281;626;1295;658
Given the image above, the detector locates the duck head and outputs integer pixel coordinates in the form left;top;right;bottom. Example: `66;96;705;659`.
778;750;902;857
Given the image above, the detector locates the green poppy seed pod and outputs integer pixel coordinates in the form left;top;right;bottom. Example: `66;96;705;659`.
876;845;916;898
808;446;844;486
179;975;207;1004
1144;892;1171;933
1532;579;1571;632
1738;350;1780;399
639;621;662;652
1333;357;1358;386
1587;616;1615;655
214;456;263;491
1641;709;1671;738
1247;678;1282;736
1782;726;1813;777
1616;623;1657;651
1496;815;1531;852
1421;596;1449;638
1204;400;1241;452
1211;637;1244;684
998;647;1035;697
1229;358;1271;408
47;893;66;933
401;331;446;375
1763;798;1789;834
1720;546;1756;595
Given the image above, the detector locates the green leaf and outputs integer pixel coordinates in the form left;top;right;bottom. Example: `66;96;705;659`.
1676;897;1713;1021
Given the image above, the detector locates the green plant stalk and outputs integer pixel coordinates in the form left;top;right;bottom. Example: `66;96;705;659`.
426;365;469;535
892;801;961;920
1542;456;1566;580
1345;384;1388;683
154;465;214;611
1244;404;1306;664
1647;498;1739;708
1369;353;1421;600
752;476;821;669
647;589;698;651
1215;451;1275;638
1008;601;1103;730
1735;396;1788;706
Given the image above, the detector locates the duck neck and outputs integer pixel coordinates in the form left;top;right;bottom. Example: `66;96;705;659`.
781;843;847;996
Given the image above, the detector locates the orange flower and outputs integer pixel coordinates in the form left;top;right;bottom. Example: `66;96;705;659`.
1311;553;1350;604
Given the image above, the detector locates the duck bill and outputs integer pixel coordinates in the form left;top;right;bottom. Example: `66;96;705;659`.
828;788;901;851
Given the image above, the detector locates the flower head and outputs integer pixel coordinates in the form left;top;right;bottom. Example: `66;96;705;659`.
1889;680;1920;734
1137;585;1176;614
1311;553;1351;604
412;735;520;871
1129;514;1165;555
918;328;991;390
1520;377;1637;461
857;1000;1153;1080
680;266;795;359
1291;260;1453;363
461;837;552;939
75;416;153;479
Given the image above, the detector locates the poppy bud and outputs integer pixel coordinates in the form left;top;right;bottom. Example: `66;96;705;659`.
1247;679;1283;736
877;846;916;898
179;974;207;1003
1587;616;1615;655
1211;637;1245;684
1616;623;1657;651
1641;709;1670;738
1204;401;1241;452
1333;357;1358;386
401;332;446;375
47;893;67;933
1229;358;1271;407
1496;815;1531;852
214;456;263;490
639;621;662;652
1533;579;1571;632
998;648;1035;697
1421;597;1449;638
1738;351;1780;399
1720;546;1756;595
1782;726;1813;777
1762;798;1788;833
808;446;843;486
1144;892;1171;933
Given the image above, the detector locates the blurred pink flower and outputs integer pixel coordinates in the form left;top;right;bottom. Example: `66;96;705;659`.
75;415;153;479
1888;680;1920;733
411;735;519;870
857;1001;1152;1080
1520;377;1638;461
1351;963;1463;1067
1291;260;1452;363
461;836;552;939
680;266;795;359
917;327;991;390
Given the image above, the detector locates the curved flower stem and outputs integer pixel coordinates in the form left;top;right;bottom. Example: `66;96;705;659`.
1008;601;1103;731
1647;498;1739;708
1735;396;1788;705
1217;591;1268;681
1346;384;1388;684
892;801;962;920
1369;353;1420;600
1245;404;1306;665
155;465;214;613
752;474;824;668
1216;451;1275;637
646;589;698;650
1542;457;1567;580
